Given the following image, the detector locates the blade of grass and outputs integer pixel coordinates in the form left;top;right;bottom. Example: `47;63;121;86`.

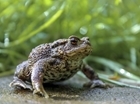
8;2;65;47
88;56;140;81
0;70;14;77
0;49;25;59
77;72;140;89
98;73;140;89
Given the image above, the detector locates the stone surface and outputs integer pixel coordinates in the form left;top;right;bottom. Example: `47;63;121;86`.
0;75;140;104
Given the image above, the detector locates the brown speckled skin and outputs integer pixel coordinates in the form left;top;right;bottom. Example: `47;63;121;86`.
9;36;106;98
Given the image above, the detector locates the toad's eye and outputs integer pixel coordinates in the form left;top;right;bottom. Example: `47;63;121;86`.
70;37;79;45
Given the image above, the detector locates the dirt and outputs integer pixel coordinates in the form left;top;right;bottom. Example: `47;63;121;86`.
0;75;140;104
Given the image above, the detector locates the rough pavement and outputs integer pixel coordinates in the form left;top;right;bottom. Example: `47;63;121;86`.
0;75;140;104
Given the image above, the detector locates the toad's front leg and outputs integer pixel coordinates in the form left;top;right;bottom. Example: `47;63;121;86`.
81;64;107;88
31;59;49;98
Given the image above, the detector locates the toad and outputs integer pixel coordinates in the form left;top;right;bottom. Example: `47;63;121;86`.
9;36;106;98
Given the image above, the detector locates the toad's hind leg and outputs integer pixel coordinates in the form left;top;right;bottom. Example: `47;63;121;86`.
9;77;33;90
9;61;33;90
31;59;49;98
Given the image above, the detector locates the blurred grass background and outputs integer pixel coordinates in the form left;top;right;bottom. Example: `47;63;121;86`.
1;0;140;86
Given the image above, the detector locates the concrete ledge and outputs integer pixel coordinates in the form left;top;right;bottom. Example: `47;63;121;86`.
0;75;140;104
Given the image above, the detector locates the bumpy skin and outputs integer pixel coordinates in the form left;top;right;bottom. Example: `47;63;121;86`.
9;36;106;98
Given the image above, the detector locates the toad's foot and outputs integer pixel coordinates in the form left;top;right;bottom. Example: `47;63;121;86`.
9;79;33;90
32;82;49;98
83;80;109;88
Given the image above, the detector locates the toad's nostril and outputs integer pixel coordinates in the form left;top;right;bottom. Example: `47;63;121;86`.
86;37;89;41
87;42;91;46
84;41;91;46
81;37;90;41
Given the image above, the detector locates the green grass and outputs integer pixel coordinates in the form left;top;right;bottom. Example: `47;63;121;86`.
0;0;140;88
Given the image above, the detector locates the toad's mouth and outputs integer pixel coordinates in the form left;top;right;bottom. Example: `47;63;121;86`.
65;43;92;57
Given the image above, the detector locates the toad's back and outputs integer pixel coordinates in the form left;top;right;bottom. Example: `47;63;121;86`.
28;43;51;67
28;38;68;67
28;40;83;83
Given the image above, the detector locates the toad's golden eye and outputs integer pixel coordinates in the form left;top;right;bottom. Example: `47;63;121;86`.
70;37;78;45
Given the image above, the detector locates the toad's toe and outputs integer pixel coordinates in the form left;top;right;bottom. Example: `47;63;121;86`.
32;82;49;98
9;79;33;90
84;80;108;88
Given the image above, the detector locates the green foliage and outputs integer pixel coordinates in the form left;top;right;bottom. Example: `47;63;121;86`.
0;0;140;86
